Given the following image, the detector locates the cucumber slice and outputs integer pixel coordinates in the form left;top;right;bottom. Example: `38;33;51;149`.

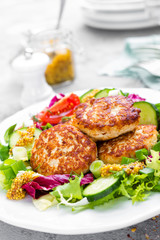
80;89;94;102
80;89;99;103
94;88;115;98
83;176;121;202
139;167;154;177
12;147;28;161
89;160;105;178
9;127;42;151
133;101;159;128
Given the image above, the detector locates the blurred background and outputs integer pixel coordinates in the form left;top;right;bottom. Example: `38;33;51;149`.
1;0;160;122
1;0;160;120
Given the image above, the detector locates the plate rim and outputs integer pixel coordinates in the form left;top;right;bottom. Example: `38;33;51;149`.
0;87;160;235
0;196;160;235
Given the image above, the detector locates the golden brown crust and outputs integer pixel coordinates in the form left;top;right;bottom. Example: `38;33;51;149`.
30;124;97;175
98;125;158;164
72;95;141;141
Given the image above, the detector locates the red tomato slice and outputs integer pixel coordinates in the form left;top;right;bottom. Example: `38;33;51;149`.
49;93;80;113
38;93;80;124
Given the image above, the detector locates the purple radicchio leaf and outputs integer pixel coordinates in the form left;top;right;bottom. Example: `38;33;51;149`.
22;173;94;199
128;94;146;103
48;94;65;108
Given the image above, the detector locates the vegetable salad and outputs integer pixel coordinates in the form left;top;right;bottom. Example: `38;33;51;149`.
1;88;160;212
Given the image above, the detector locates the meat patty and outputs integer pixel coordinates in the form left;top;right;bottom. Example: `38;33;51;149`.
30;124;97;175
72;95;140;141
98;125;158;164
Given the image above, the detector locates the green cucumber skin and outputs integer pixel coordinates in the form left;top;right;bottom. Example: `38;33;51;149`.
9;127;42;149
139;167;154;176
80;89;94;102
80;88;115;101
94;88;115;99
83;177;121;202
133;101;159;128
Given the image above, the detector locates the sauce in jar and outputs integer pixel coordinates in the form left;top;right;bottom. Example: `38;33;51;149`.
30;28;75;86
45;48;74;85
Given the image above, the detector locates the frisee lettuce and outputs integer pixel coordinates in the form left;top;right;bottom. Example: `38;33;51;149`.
118;173;158;204
146;150;160;176
152;180;160;192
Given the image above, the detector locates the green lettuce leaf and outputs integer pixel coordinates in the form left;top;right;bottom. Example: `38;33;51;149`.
119;90;129;97
0;143;9;161
41;123;53;130
135;148;148;161
72;173;158;211
152;179;160;192
118;174;157;203
121;157;136;165
152;142;160;152
72;189;119;211
0;160;27;190
0;165;15;190
51;175;83;200
4;124;16;144
0;171;12;190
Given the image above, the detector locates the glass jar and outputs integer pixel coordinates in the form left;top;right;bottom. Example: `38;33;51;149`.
30;28;75;86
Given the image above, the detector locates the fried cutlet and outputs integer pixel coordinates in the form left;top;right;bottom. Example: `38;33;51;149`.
98;125;158;164
72;95;141;141
30;124;97;175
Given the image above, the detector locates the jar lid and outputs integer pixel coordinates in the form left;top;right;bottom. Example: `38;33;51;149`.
12;49;50;72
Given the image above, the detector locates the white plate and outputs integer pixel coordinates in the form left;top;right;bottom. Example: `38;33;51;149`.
0;88;160;235
82;15;159;30
80;0;160;29
81;0;160;12
81;6;160;22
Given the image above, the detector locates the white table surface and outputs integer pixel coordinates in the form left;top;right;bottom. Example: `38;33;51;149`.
0;0;160;239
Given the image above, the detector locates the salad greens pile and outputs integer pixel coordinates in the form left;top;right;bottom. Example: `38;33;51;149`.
52;147;160;212
1;88;160;212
